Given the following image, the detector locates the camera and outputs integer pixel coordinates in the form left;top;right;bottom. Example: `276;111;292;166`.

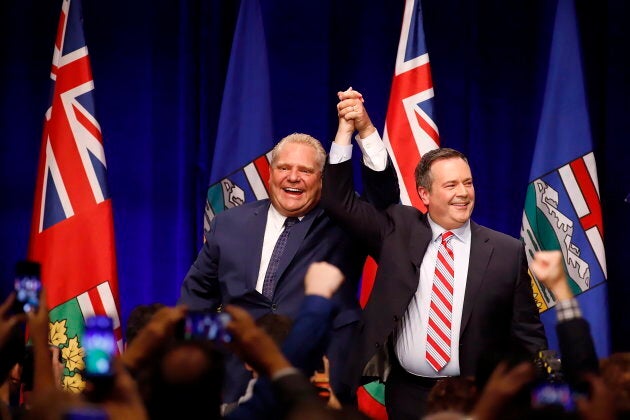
182;311;232;343
12;260;42;314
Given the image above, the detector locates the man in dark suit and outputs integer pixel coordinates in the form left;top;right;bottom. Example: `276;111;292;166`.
322;90;548;419
178;131;399;404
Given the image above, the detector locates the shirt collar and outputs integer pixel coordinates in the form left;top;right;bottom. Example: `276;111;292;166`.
268;204;304;229
427;216;471;244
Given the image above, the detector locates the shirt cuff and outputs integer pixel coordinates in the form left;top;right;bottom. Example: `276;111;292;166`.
355;131;387;171
329;142;353;164
556;298;582;322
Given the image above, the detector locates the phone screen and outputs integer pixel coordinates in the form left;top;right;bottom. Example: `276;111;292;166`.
184;311;232;343
13;260;42;313
83;315;116;379
531;382;575;412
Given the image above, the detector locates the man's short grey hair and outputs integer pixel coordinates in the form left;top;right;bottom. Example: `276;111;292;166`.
270;133;326;172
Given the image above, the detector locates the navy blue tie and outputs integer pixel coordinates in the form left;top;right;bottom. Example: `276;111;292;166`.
262;217;299;300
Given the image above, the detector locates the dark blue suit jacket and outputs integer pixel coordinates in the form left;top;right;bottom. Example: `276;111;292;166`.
179;200;364;328
178;161;400;401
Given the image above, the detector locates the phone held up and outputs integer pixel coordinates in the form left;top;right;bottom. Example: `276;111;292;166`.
530;349;578;413
182;310;232;344
82;315;116;399
12;260;42;314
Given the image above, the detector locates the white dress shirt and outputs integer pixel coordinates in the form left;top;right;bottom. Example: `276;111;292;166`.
328;131;388;170
395;217;471;377
255;206;303;293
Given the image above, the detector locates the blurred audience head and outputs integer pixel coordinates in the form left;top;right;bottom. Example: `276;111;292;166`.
426;376;478;415
255;313;293;347
600;352;630;416
144;339;224;419
125;303;166;345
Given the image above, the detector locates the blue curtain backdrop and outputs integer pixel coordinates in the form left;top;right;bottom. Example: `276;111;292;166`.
1;0;629;352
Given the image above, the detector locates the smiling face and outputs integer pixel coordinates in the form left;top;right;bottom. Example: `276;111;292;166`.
417;157;475;230
268;140;323;217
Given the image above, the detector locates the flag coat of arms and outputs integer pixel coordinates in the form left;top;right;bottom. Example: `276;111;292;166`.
358;0;440;417
28;0;122;392
520;0;609;356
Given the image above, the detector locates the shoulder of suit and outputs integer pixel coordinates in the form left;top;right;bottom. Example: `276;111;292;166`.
387;203;424;217
472;222;522;246
213;199;270;221
387;204;428;224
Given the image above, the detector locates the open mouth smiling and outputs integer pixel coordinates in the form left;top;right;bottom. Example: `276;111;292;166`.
283;187;303;195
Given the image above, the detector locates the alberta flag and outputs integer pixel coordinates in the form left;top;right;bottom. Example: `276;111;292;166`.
358;0;440;417
204;0;274;230
28;0;122;392
520;0;609;357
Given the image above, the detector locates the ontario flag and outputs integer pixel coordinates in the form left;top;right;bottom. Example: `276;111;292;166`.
521;0;609;357
358;0;440;417
204;0;274;231
28;0;122;393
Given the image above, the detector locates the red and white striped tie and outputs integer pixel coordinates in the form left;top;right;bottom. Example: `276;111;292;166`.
426;231;455;372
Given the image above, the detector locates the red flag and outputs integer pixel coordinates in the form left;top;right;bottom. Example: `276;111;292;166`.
358;0;440;416
28;0;122;392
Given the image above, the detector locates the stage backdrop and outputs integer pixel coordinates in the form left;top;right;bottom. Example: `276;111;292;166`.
1;0;629;353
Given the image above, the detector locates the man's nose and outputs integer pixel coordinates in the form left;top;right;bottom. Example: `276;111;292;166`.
287;168;300;181
455;183;468;196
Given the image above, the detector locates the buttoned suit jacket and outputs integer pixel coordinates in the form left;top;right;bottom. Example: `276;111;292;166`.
321;160;548;389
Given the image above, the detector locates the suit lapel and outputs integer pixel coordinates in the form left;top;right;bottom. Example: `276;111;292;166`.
273;206;322;285
409;217;432;289
245;201;271;290
460;222;493;337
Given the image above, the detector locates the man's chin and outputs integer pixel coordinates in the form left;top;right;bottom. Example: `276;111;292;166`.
281;202;318;218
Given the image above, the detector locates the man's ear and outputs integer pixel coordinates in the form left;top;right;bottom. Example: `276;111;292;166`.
417;186;430;207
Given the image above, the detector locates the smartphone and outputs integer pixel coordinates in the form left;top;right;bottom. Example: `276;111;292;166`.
82;315;116;380
13;260;42;313
531;382;575;412
183;311;232;343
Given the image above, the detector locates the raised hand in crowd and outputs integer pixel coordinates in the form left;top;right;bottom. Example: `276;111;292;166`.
529;250;573;301
574;373;616;420
224;304;292;379
99;358;148;420
303;262;345;409
470;361;535;420
23;290;146;419
304;261;345;299
25;289;55;394
121;304;187;374
0;293;26;351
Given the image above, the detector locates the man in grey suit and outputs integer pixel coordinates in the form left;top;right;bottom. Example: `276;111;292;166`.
178;130;399;404
322;89;547;419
